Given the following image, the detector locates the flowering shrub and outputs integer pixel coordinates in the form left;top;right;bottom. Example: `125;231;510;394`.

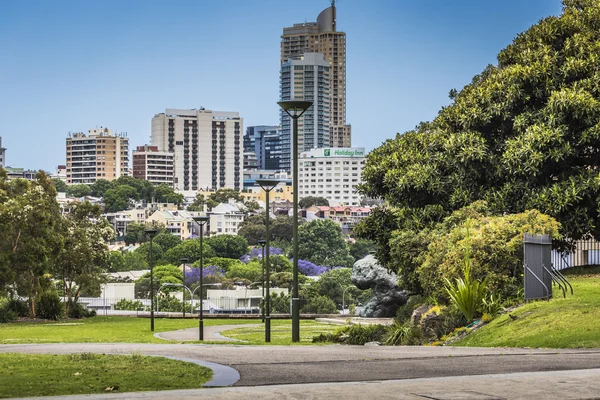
184;266;225;285
240;247;283;263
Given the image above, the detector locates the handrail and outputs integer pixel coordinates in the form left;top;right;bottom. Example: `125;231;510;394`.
542;265;566;298
525;265;550;301
551;266;574;296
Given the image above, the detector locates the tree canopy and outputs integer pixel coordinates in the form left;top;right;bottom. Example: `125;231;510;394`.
204;235;249;259
297;219;354;268
357;1;600;267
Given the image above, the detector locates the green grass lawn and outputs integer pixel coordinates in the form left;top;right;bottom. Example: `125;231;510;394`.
0;316;259;344
455;270;600;348
221;320;342;345
0;353;211;398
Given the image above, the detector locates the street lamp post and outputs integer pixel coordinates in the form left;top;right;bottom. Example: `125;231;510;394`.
180;258;189;318
342;286;353;315
256;179;280;342
257;240;266;323
192;216;210;341
278;100;312;342
144;227;159;332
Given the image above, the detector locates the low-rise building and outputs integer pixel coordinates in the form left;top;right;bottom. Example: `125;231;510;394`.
306;205;372;233
208;203;244;235
146;209;200;240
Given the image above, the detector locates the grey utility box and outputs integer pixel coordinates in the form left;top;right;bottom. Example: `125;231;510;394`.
523;233;553;300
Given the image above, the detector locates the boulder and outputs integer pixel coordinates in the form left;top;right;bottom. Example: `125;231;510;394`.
351;255;408;317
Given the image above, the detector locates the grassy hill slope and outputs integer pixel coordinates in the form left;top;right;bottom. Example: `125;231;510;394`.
455;267;600;348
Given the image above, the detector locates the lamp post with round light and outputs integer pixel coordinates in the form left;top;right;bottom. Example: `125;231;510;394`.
144;227;159;331
277;100;312;342
192;216;210;341
257;239;266;323
180;258;189;317
256;179;280;342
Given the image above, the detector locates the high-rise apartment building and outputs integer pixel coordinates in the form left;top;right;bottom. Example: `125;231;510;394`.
279;53;331;171
132;145;174;187
281;1;351;148
0;137;5;168
244;125;283;171
65;128;129;185
298;147;365;206
151;108;242;191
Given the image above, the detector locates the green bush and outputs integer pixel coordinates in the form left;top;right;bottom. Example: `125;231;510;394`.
157;296;184;312
113;299;144;311
0;308;17;323
313;323;387;345
301;295;337;314
481;293;504;317
6;298;29;317
394;295;424;324
419;206;560;303
37;291;64;320
68;302;95;319
385;321;423;346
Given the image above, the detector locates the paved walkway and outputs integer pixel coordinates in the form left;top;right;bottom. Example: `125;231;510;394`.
10;368;600;399
154;324;261;342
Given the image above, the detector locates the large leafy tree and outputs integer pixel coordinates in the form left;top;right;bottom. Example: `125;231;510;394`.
297;219;353;268
0;171;64;316
53;201;114;312
358;0;600;267
204;235;249;259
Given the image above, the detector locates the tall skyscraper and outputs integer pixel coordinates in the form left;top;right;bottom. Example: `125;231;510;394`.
281;1;351;148
151;108;242;191
279;53;331;171
244;125;283;171
65;128;129;185
0;137;5;168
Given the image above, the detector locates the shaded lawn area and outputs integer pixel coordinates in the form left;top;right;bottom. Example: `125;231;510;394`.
455;271;600;348
0;353;211;398
222;320;342;345
0;316;259;344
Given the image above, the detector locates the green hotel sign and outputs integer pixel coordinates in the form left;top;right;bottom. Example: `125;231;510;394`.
323;148;365;157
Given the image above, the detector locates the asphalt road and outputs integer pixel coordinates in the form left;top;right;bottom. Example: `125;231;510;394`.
2;343;600;387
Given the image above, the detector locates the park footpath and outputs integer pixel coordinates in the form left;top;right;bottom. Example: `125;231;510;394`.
9;368;600;399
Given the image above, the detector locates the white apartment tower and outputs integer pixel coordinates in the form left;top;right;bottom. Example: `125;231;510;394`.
151;109;242;191
280;53;330;171
298;147;365;206
66;128;129;185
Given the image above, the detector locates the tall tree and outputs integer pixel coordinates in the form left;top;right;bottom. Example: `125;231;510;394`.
297;219;353;268
358;0;600;266
53;201;114;313
0;171;64;316
204;235;249;259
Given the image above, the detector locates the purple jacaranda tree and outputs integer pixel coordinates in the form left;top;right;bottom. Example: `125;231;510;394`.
240;247;283;263
184;266;225;286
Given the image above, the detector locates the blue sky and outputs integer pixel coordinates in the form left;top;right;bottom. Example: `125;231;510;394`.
0;0;562;171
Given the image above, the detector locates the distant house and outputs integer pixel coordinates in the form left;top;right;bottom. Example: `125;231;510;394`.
146;209;199;240
208;203;245;235
306;205;372;234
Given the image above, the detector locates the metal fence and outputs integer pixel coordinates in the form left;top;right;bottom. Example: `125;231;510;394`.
551;238;600;270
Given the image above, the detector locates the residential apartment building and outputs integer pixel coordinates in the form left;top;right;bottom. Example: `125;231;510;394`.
0;137;5;168
132;145;174;187
298;147;365;206
279;53;330;171
65;128;129;185
151;108;242;191
281;1;351;148
306;205;371;233
208;203;244;236
244;125;282;171
146;209;198;240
